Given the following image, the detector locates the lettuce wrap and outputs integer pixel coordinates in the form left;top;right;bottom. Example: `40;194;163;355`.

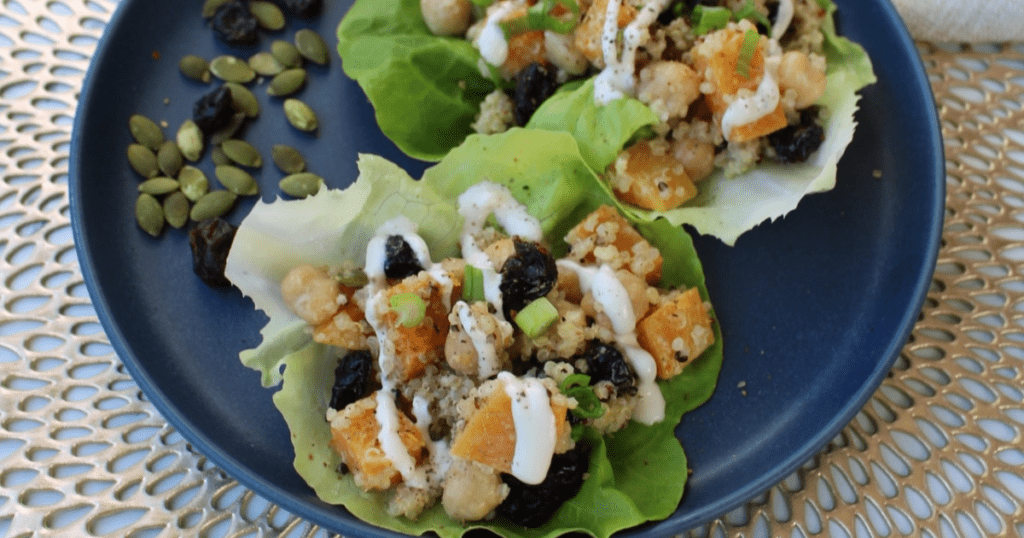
225;129;724;537
336;0;875;245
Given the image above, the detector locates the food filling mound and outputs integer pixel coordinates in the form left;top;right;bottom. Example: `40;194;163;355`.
276;183;714;525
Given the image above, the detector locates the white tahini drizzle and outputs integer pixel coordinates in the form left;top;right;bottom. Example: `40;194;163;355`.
594;0;673;104
455;301;502;378
721;34;785;142
770;0;794;40
475;1;522;67
556;260;666;424
498;372;557;484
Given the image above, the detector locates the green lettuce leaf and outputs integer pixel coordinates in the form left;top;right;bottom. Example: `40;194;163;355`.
226;129;723;537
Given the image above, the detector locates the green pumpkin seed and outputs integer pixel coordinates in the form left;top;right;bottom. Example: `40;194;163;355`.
191;190;237;222
221;139;263;168
178;55;211;83
176;119;204;162
248;52;285;77
209;112;247;146
225;82;260;118
210;145;233;166
127;143;159;178
210;55;256;83
178;165;209;202
249;0;285;31
279;172;324;198
163;191;190;229
156;140;184;176
215;164;260;195
271;144;306;174
202;0;231;17
271;40;302;68
267;68;306;97
295;29;329;66
283;98;318;132
138;176;181;196
135;193;164;237
129;114;165;151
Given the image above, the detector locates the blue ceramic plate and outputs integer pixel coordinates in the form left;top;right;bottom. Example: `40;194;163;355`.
70;0;942;535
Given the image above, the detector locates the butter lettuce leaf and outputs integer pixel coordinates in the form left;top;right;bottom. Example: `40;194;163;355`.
226;129;723;537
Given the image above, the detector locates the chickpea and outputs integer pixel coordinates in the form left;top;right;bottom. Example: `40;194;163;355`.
636;61;701;121
777;50;827;109
673;137;716;182
442;458;508;521
420;0;473;36
280;264;340;325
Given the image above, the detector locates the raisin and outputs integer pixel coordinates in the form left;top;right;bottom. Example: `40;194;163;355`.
329;350;376;411
192;86;236;135
211;0;259;47
766;106;825;163
513;63;559;126
499;239;558;320
282;0;323;19
383;235;423;279
189;218;237;288
497;443;590;527
581;340;637;395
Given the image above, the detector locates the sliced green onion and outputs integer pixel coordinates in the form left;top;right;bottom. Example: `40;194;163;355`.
389;292;426;328
570;423;586;441
691;5;731;36
514;296;559;338
735;29;760;79
559;373;604;420
462;265;486;303
559;373;591;392
733;0;771;29
469;0;493;6
500;0;580;36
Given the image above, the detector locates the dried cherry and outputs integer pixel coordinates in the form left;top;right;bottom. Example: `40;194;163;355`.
767;106;825;163
211;0;259;47
497;443;590;527
330;350;376;411
499;239;558;320
383;235;423;279
581;340;637;395
189;218;237;288
192;85;236;135
513;63;558;126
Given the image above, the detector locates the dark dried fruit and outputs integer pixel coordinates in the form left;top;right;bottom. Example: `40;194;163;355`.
211;0;259;47
767;106;825;163
497;443;590;527
193;86;236;134
581;340;637;395
189;217;237;288
500;239;558;320
281;0;323;19
512;63;559;126
329;350;376;411
384;235;423;279
658;0;717;24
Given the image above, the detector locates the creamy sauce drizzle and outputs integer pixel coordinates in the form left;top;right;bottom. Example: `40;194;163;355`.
475;1;522;67
455;301;502;378
594;0;673;104
499;372;557;484
771;0;794;40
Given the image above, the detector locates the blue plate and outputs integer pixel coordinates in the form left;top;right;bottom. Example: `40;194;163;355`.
70;0;943;535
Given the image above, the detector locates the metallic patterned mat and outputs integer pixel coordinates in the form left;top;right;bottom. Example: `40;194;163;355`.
1;1;1023;536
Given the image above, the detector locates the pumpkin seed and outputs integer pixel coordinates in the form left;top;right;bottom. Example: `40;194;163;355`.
267;68;306;97
210;112;247;146
127;143;159;178
129;114;165;151
283;98;318;132
178;165;210;202
163;191;190;229
211;145;233;166
191;190;237;222
215;164;260;195
202;0;231;17
156;140;184;176
248;51;285;77
138;176;181;196
225;82;260;118
271;144;306;174
249;0;285;31
221;139;263;168
135;193;164;237
210;55;256;83
271;40;302;68
178;55;211;83
279;172;323;198
176;119;204;161
295;29;329;65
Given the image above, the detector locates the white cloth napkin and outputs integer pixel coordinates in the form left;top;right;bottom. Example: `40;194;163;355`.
889;0;1024;42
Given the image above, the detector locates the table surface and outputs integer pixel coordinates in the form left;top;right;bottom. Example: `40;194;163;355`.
2;1;1023;537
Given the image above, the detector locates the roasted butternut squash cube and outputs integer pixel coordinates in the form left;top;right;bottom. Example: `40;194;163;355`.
328;394;428;491
565;204;663;284
611;140;698;212
573;0;636;67
637;288;714;379
450;382;570;474
692;25;766;115
380;274;451;381
729;103;788;143
501;30;547;79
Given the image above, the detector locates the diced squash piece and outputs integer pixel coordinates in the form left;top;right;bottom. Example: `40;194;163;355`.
564;204;663;284
729;103;787;143
573;0;636;66
381;275;450;381
450;383;570;474
692;26;765;114
329;394;427;491
501;30;546;79
611;140;698;212
637;288;715;379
